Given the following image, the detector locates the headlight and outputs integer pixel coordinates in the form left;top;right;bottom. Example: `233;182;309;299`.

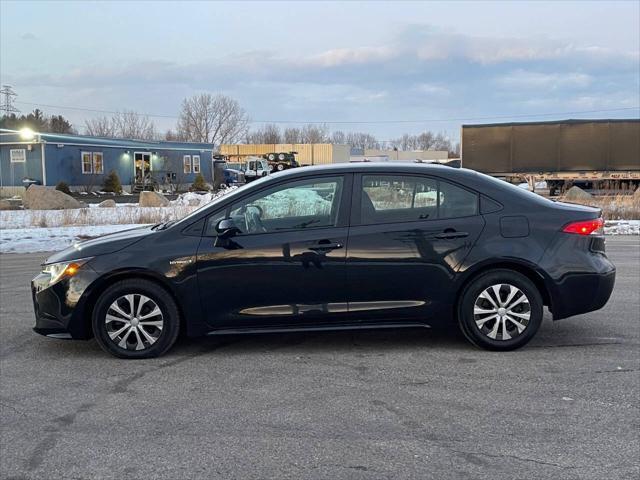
42;258;92;285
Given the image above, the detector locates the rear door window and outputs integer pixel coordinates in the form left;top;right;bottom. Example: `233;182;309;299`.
361;175;438;223
359;175;478;224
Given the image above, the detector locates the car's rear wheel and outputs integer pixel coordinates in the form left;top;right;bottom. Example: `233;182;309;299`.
92;279;180;359
457;269;543;351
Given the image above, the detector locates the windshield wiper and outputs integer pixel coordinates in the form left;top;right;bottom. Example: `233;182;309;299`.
152;220;176;231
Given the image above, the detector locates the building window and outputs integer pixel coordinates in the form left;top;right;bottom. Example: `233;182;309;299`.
10;149;26;163
81;152;93;174
183;155;192;174
93;152;104;174
192;155;201;173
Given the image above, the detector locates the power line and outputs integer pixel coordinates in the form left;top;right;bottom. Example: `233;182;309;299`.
12;100;640;125
14;101;177;119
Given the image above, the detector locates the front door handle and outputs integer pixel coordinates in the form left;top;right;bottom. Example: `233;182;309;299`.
309;242;343;252
435;231;469;239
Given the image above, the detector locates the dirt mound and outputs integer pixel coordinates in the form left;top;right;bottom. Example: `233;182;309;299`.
563;186;594;202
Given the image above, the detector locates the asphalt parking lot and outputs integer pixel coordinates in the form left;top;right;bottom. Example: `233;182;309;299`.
1;237;638;480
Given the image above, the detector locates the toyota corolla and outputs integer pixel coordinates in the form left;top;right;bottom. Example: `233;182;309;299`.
32;163;615;358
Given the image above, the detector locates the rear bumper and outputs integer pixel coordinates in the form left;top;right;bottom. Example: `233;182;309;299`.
550;267;616;320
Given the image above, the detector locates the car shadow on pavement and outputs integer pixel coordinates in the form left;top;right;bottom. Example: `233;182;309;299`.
174;325;477;356
30;314;624;361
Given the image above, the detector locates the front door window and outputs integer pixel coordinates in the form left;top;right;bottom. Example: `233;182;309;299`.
218;176;344;235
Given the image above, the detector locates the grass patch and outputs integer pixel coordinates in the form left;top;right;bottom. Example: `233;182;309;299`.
559;194;640;220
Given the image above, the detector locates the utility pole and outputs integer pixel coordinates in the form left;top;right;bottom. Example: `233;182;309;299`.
0;85;19;114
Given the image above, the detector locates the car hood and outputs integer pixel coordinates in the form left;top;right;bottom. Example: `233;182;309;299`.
45;225;154;264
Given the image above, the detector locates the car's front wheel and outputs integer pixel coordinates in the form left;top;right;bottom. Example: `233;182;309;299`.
457;269;543;351
92;279;180;359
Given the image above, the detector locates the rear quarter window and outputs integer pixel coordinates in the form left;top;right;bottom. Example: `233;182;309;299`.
438;181;478;218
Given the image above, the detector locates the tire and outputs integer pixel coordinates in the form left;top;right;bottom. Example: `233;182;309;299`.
92;279;180;359
457;269;543;351
278;153;285;161
269;163;275;172
276;163;285;171
267;153;276;161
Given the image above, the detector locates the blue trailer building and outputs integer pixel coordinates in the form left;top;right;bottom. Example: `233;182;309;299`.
0;129;215;196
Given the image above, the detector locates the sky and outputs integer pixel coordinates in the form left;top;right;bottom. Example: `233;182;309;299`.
1;0;639;143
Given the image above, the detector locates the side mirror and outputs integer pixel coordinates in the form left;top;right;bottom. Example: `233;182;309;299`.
216;218;240;239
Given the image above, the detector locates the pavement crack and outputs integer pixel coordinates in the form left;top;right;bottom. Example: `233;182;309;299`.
0;400;33;418
593;368;637;374
450;449;575;469
25;433;58;472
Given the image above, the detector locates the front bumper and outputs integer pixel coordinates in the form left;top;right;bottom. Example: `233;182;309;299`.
31;267;99;339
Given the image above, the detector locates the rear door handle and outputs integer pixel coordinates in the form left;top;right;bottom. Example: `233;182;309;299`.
309;242;343;252
435;231;469;239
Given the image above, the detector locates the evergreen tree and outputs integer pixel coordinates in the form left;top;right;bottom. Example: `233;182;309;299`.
55;181;71;195
191;173;208;191
102;170;122;193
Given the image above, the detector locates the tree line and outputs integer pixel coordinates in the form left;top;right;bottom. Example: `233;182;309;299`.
0;109;75;134
1;93;459;156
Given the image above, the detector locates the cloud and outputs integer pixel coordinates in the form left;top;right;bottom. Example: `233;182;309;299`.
6;23;638;138
305;46;396;68
20;32;37;41
497;70;593;90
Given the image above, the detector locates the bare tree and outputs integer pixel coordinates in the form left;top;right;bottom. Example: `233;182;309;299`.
114;111;156;139
283;127;302;143
85;111;156;139
300;123;329;143
330;130;346;144
431;132;452;151
245;123;282;144
177;93;249;145
345;132;380;150
85;116;115;137
391;133;418;151
390;131;452;152
416;131;435;150
164;129;182;141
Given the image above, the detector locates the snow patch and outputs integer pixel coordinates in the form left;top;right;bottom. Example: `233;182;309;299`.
0;224;149;254
604;220;640;236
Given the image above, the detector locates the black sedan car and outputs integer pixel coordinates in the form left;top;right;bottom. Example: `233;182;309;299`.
32;163;615;358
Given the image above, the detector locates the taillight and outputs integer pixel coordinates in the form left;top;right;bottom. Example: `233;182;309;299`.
562;218;604;236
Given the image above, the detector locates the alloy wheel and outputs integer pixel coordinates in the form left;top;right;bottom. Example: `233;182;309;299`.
473;284;531;341
105;294;164;351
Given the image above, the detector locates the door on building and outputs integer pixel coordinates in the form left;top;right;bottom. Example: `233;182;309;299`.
134;152;151;184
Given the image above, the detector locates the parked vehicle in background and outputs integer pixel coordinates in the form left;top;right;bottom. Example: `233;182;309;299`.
31;163;615;358
222;157;270;184
461;119;640;195
223;167;244;186
265;151;299;172
243;157;270;182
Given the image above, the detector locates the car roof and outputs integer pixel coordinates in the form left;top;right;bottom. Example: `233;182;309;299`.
271;161;476;179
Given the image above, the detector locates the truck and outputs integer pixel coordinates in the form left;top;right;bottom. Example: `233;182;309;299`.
461;119;640;195
264;151;299;172
220;156;270;185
